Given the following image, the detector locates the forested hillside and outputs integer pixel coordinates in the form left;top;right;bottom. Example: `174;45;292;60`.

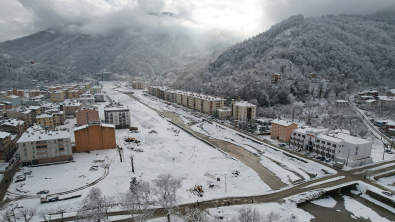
0;28;212;89
172;10;395;108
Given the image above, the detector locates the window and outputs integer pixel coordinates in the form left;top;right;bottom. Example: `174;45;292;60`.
339;150;341;153
327;143;331;146
322;141;325;144
317;140;320;143
333;144;337;148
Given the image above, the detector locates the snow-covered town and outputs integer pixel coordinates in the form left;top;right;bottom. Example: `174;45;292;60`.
2;1;395;221
0;78;393;222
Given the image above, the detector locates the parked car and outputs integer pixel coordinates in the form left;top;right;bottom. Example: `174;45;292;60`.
90;166;99;171
37;190;49;194
325;158;332;163
320;157;326;161
382;191;393;197
48;196;59;202
316;156;322;160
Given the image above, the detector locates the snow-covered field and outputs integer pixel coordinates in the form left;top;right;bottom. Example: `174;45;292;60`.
343;195;391;221
1;82;272;217
190;121;336;185
311;196;337;208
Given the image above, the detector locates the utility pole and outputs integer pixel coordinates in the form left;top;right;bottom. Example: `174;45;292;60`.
346;149;350;166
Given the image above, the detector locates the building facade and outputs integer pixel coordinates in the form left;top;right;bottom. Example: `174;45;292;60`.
73;124;116;152
231;100;256;121
270;119;298;143
290;127;373;167
104;106;130;129
76;108;100;126
17;127;72;165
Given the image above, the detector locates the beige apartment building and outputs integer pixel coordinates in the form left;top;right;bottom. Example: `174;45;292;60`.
50;90;66;102
18;126;72;166
231;100;256;121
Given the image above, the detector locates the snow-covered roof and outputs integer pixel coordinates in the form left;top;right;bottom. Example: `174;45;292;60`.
317;134;344;143
378;96;395;101
26;106;41;110
1;95;20;99
0;131;11;139
333;133;370;145
64;103;82;107
334;129;350;135
18;128;71;143
389;89;395;94
1;119;25;126
73;124;115;132
234;101;256;107
365;99;377;103
36;113;53;118
360;96;373;98
385;121;395;126
293;127;315;134
335;100;348;103
271;119;296;127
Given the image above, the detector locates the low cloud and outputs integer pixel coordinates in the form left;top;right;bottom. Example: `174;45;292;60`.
0;0;394;45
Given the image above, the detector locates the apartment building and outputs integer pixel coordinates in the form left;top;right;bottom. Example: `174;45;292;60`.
104;105;130;129
77;96;95;105
90;86;101;95
231;100;256;121
36;113;54;128
18;126;72;166
73;124;116;152
270;119;298;143
386;89;395;97
0;95;21;108
217;107;232;120
76;108;100;126
49;90;66;102
378;96;395;107
94;93;105;102
0;119;26;137
0;132;12;162
26;106;41;123
8;109;33;127
68;90;80;99
358;90;378;101
131;82;146;89
63;102;82;116
290;127;373;167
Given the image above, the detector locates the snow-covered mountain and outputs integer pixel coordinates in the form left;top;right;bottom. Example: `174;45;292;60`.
0;28;213;89
172;9;395;107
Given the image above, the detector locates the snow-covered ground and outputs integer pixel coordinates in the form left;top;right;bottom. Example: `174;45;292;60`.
377;174;395;192
311;196;337;208
149;202;314;222
1;82;272;216
343;195;391;222
370;137;395;162
190;121;336;184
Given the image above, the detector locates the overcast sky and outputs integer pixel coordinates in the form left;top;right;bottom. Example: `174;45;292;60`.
0;0;394;42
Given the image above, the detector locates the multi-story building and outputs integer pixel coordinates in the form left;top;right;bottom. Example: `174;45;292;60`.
131;82;146;89
217;107;232;120
8;109;33;127
104;105;130;129
63;102;82;117
357;90;378;101
0;132;12;163
90;86;101;95
335;100;348;107
17;126;72;166
49;90;66;102
77;96;95;105
290;127;373;167
26;106;41;123
74;123;116;152
94;93;105;102
386;89;395;97
0;95;21;108
231;100;256;121
36;113;54;128
76;108;100;126
270;119;298;143
0;119;26;137
68;90;80;99
378;96;395;107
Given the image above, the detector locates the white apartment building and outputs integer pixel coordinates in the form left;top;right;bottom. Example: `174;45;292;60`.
104;106;130;129
290;127;372;167
17;126;72;166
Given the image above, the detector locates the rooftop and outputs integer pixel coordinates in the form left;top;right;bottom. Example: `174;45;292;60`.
0;131;11;139
332;133;371;145
271;119;296;127
335;100;348;103
234;101;256;107
74;123;115;132
317;134;344;143
18;126;71;143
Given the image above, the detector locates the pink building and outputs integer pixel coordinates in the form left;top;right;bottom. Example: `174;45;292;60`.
76;108;100;126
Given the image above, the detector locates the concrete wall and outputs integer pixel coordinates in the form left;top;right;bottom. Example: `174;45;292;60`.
74;125;116;152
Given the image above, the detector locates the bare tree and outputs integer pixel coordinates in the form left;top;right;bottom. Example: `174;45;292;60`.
56;205;67;222
124;179;155;222
174;207;210;222
38;209;54;222
265;211;281;222
237;207;262;222
77;187;113;222
20;208;36;222
153;173;182;222
1;209;13;222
